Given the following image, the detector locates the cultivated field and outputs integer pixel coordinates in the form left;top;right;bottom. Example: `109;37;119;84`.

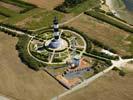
66;14;133;56
0;1;23;12
62;71;133;100
23;0;64;10
0;32;65;100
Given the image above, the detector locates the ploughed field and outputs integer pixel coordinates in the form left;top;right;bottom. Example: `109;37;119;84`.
0;32;64;100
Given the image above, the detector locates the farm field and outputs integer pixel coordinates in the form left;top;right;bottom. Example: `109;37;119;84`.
0;1;24;12
0;0;133;100
0;32;65;100
22;0;64;10
62;71;133;100
66;14;133;56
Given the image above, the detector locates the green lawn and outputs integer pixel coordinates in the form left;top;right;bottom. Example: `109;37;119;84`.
4;8;64;30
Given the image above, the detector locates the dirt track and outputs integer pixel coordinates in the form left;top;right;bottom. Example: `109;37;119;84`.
0;32;64;100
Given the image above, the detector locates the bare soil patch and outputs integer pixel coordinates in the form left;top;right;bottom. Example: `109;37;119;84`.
23;0;64;10
0;32;64;100
0;1;23;12
62;71;133;100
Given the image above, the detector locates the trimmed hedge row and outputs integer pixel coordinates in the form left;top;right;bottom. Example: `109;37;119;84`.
85;11;133;33
16;35;46;70
0;0;37;13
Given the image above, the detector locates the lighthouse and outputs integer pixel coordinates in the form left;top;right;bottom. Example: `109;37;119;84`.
53;17;60;40
49;17;61;49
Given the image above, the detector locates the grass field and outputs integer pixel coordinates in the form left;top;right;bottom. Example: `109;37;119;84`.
62;71;133;100
0;32;65;100
16;10;64;29
2;8;65;30
3;8;43;24
66;14;132;56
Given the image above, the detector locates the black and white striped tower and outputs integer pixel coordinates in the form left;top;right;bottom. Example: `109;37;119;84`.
53;17;60;40
48;17;61;49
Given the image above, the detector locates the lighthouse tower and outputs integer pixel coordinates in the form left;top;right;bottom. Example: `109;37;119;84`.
53;17;60;40
49;17;61;49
